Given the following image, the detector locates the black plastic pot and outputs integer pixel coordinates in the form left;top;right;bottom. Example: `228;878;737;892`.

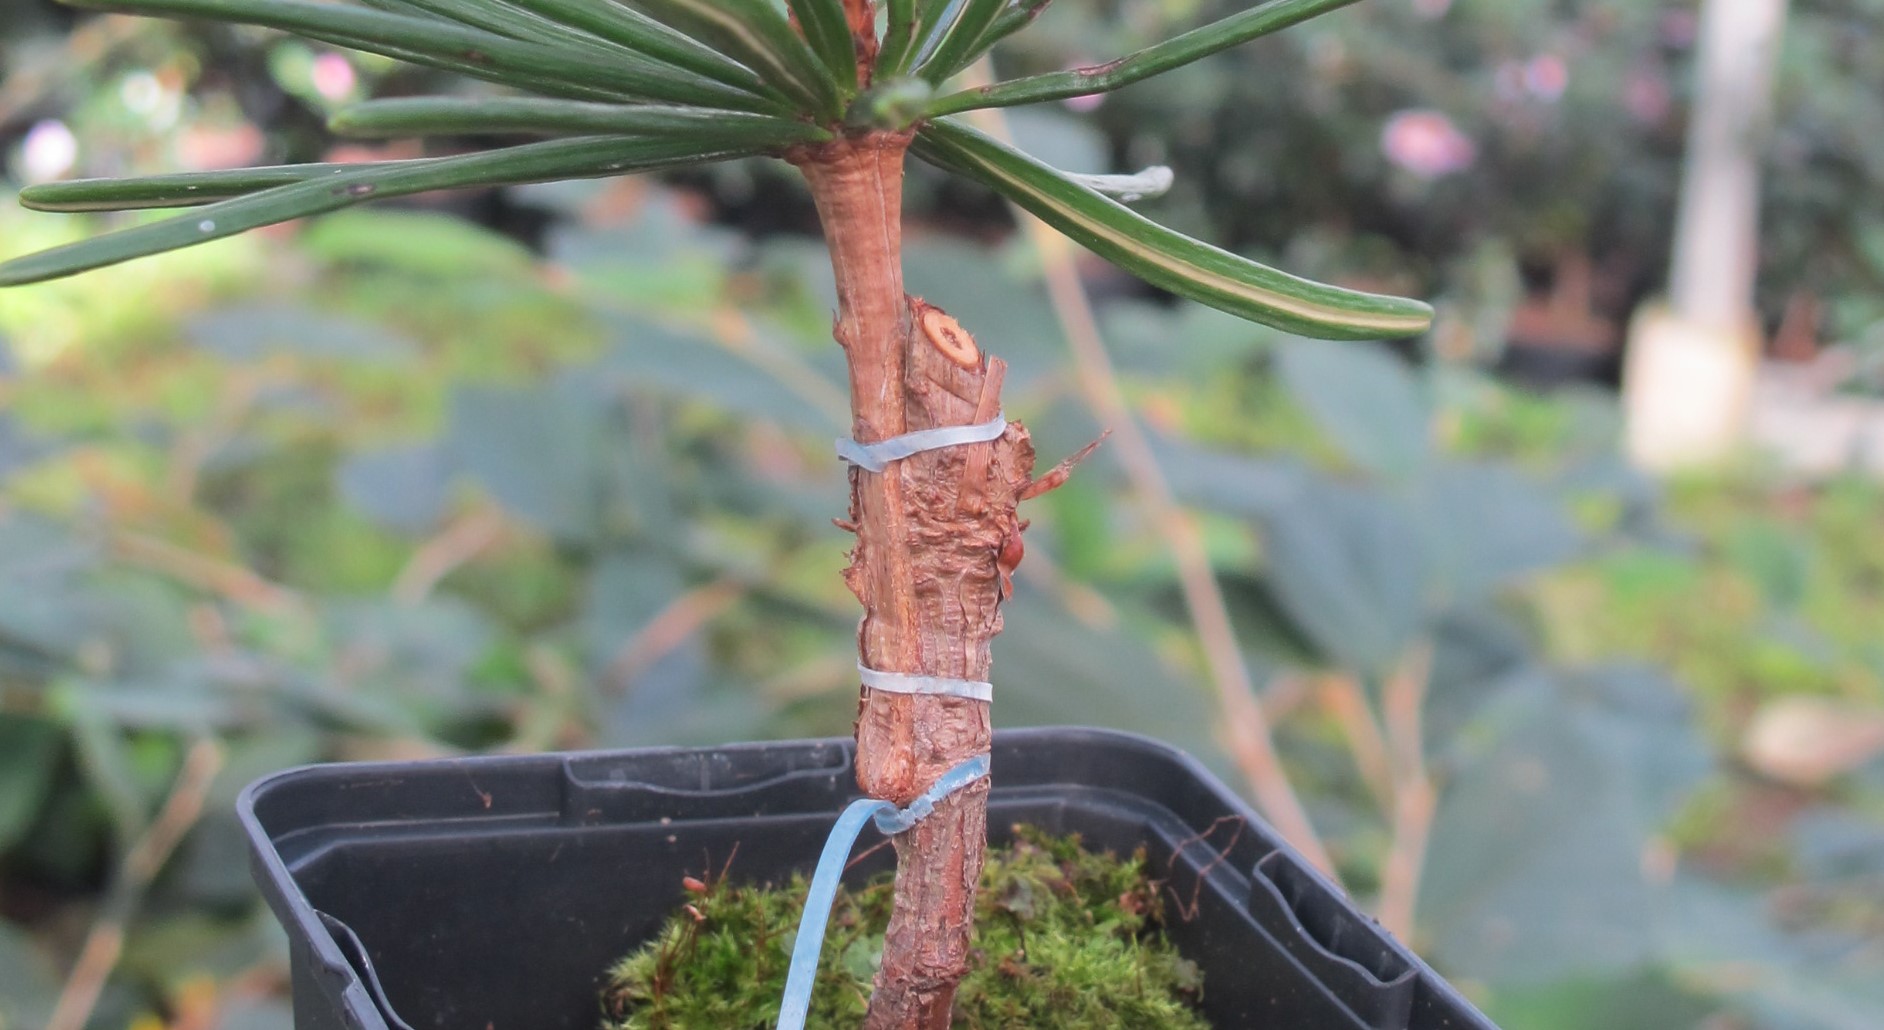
238;727;1496;1029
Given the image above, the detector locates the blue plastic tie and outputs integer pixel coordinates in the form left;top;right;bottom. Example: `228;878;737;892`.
835;412;1007;473
776;754;991;1030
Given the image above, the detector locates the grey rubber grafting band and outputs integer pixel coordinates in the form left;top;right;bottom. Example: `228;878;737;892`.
835;412;1007;473
858;663;994;703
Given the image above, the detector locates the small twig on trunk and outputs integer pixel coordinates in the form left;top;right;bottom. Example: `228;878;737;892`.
46;736;225;1030
1376;643;1435;942
962;86;1338;882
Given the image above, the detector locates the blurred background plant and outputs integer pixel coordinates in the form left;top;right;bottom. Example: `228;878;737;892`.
2;0;1882;1028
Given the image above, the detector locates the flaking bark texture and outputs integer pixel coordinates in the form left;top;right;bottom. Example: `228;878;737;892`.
793;134;1036;1029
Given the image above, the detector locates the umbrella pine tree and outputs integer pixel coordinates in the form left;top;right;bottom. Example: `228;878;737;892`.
0;0;1431;1023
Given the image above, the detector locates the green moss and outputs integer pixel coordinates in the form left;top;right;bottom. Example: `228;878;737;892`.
599;827;1210;1029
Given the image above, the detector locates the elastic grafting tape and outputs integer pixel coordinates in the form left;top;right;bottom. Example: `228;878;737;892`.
775;754;991;1030
858;663;993;703
836;412;1007;473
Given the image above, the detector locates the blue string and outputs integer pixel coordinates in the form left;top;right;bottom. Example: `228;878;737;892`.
776;754;991;1030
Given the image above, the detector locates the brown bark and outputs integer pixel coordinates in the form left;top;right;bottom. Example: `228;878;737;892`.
793;134;1035;1028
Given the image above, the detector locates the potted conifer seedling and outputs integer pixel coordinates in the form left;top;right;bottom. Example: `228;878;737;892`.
1;0;1488;1027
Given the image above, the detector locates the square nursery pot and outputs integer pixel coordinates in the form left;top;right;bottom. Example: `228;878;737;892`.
238;727;1495;1030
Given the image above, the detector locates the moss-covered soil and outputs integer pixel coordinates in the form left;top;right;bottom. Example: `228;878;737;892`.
599;827;1210;1029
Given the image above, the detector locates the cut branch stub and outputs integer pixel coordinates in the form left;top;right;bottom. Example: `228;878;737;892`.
914;299;981;369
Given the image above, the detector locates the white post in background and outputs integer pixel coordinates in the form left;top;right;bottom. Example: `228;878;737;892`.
1624;0;1789;469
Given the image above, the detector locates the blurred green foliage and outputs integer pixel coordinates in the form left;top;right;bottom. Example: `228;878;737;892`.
994;0;1884;366
1;2;1882;1030
1;178;1879;1029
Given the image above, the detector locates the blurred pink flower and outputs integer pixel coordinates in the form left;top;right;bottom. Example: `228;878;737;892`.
20;120;77;183
1411;0;1452;19
1524;53;1568;102
1624;68;1672;124
1660;9;1699;48
1380;109;1477;178
311;53;357;101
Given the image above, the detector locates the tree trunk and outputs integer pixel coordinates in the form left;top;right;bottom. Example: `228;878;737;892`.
792;133;1036;1028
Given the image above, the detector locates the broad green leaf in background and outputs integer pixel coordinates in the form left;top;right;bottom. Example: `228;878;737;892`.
1151;438;1302;520
337;444;453;534
1252;473;1427;676
323;599;498;721
925;0;1368;115
1733;968;1884;1030
590;548;770;747
300;210;540;280
446;375;617;545
0;921;60;1030
1638;873;1884;1030
1489;971;1723;1030
54;684;157;842
585;547;687;673
995;107;1110;181
1101;299;1279;379
1421;607;1533;757
598;313;846;433
1791;808;1884;882
78;575;201;678
1275;337;1430;477
912;119;1434;340
1408;461;1583;605
0;716;61;851
1215;573;1325;669
0;516;105;677
1420;666;1713;984
188;304;420;364
0;409;42;482
1725;521;1812;612
542;185;745;299
993;601;1232;785
57;676;245;732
